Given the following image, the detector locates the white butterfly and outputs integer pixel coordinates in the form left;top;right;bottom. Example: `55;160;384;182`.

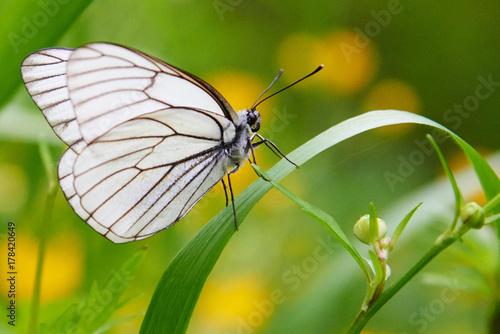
21;42;297;243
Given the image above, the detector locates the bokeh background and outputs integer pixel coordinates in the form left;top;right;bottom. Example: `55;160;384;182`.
1;0;500;333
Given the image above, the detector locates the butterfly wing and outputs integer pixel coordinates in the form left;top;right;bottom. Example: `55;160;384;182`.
66;43;239;144
58;107;234;243
21;43;243;243
21;47;85;152
21;42;239;149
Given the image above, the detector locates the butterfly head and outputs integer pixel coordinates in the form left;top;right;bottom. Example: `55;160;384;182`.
246;108;261;132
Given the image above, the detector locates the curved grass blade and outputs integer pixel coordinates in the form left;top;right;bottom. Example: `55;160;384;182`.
426;134;463;231
251;163;369;279
41;247;147;334
140;109;500;333
369;203;378;248
388;202;422;252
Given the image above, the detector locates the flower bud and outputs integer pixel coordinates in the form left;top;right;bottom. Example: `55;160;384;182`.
460;202;485;229
379;237;391;250
354;214;388;244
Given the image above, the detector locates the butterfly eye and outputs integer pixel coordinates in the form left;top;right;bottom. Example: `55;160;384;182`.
247;109;261;132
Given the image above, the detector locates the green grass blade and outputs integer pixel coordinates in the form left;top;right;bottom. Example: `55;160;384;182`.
452;137;500;201
0;0;94;108
426;134;463;231
94;311;146;334
29;137;58;333
139;109;498;333
389;202;422;252
251;163;368;278
369;203;378;248
41;247;147;334
450;136;500;236
368;250;383;286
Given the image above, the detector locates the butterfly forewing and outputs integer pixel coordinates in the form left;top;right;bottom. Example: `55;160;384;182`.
21;48;83;150
21;43;248;243
66;43;238;143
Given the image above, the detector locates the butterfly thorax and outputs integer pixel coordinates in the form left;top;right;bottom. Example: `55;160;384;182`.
224;109;260;169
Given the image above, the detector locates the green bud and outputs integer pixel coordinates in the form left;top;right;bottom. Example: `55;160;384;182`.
354;214;387;244
460;202;485;229
379;237;391;250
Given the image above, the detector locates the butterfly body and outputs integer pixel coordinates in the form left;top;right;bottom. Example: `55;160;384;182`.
21;43;265;243
226;109;260;167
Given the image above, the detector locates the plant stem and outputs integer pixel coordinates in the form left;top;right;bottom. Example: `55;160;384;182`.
28;184;57;334
28;140;58;334
483;191;500;213
347;231;460;334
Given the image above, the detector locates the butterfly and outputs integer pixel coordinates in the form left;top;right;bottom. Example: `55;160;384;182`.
21;42;320;243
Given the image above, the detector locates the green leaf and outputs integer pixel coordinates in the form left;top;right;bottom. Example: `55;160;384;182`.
41;247;147;334
450;136;500;237
452;137;500;204
37;135;56;190
251;163;368;279
140;109;500;333
369;203;378;248
94;311;146;334
0;0;94;108
426;135;463;231
368;251;383;286
388;202;422;252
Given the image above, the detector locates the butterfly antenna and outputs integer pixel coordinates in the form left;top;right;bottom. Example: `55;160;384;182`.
252;64;324;110
250;69;284;111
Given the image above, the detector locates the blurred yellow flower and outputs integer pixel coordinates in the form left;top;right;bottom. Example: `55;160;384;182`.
277;33;322;86
315;30;378;95
0;232;84;302
363;79;421;133
193;274;270;333
208;71;268;115
0;164;28;215
277;30;378;95
364;79;420;113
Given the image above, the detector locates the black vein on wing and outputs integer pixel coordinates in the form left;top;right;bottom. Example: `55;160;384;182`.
23;72;66;84
21;49;81;147
78;98;155;126
128;45;236;121
70;75;155;92
67;65;142;79
51;115;77;127
88;149;222;234
72;88;147;107
31;85;67;96
130;151;223;238
177;155;222;218
22;48;70;65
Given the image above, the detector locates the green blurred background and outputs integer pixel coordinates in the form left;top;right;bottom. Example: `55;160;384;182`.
1;0;499;333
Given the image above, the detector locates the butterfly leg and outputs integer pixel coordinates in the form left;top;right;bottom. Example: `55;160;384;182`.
221;179;229;207
227;166;240;230
251;133;299;168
